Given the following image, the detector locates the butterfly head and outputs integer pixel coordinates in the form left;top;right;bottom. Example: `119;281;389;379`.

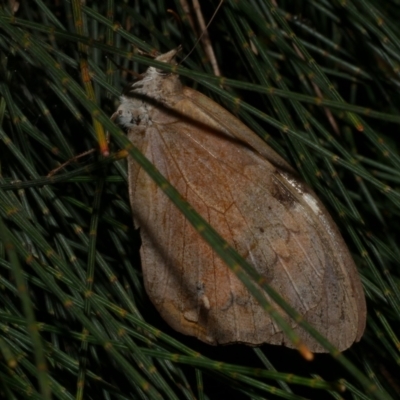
114;47;183;129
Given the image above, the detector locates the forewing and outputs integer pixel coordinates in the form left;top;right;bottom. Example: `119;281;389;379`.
127;95;365;352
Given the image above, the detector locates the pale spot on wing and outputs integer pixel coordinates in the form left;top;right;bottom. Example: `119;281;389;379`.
184;310;198;322
302;193;321;215
200;295;211;310
279;172;304;194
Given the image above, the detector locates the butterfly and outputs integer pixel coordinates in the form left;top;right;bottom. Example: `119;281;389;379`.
113;48;366;352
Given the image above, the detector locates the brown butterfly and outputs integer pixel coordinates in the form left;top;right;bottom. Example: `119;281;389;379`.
113;48;366;352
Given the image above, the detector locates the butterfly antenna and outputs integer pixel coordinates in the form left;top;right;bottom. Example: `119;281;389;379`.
180;0;224;65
